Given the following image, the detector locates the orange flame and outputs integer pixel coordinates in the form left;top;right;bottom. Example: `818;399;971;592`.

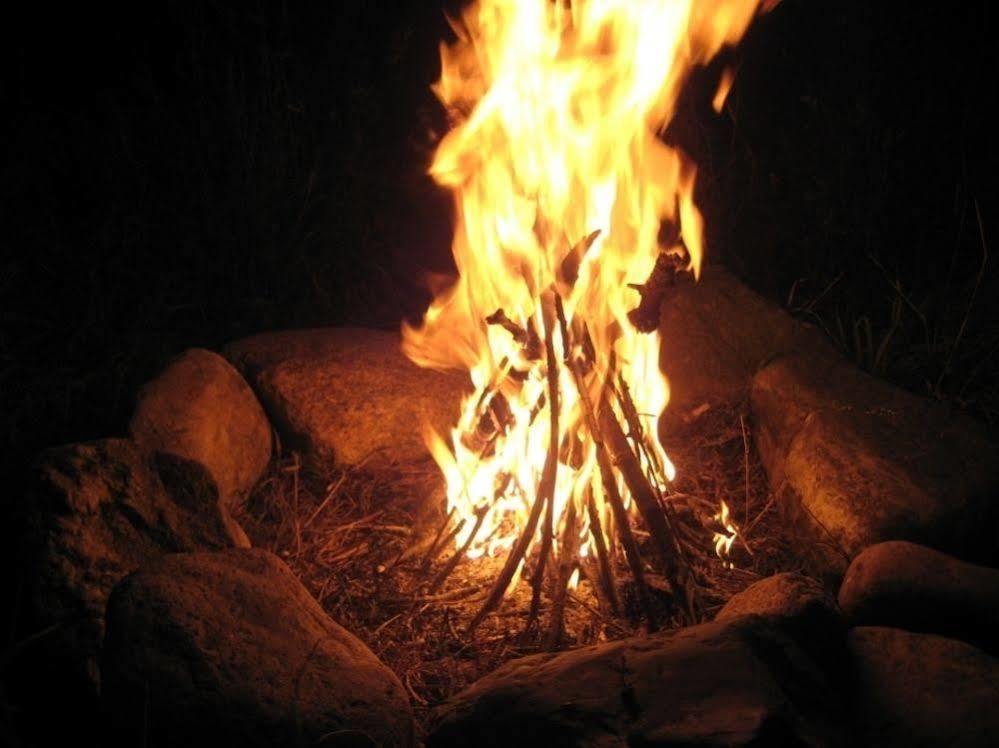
712;66;736;113
404;0;764;567
712;499;739;565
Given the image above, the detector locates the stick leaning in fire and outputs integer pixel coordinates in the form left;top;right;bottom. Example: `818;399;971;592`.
438;242;703;637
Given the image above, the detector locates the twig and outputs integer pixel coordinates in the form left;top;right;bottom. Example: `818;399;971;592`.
936;197;989;394
526;295;561;635
600;394;699;624
586;490;620;615
428;506;487;593
545;499;579;649
420;507;457;570
304;472;349;528
468;296;562;633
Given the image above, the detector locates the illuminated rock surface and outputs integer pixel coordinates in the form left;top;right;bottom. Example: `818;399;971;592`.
839;541;999;654
660;267;999;577
752;349;999;576
428;616;844;747
130;347;272;515
658;266;830;440
102;548;415;748
225;327;468;467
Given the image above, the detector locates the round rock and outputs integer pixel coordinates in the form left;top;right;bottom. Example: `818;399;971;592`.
849;627;999;747
716;572;836;623
839;541;999;654
102;548;414;747
20;439;236;696
130;348;272;510
224;328;468;468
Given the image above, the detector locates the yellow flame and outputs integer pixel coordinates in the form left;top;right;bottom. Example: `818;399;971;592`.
712;499;739;566
712;66;736;113
404;0;764;566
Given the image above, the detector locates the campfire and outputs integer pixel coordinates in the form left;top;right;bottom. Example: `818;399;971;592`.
402;0;763;637
14;1;999;746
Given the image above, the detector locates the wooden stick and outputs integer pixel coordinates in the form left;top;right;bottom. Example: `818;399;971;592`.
545;499;579;649
468;297;562;634
585;489;620;616
526;296;561;635
428;506;488;593
553;293;656;626
420;507;457;570
422;516;466;571
599;395;698;623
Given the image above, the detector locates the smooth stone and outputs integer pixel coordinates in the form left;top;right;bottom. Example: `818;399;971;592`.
849;627;999;747
428;616;845;747
19;439;235;695
839;541;999;654
130;347;272;512
224;327;468;468
102;548;415;747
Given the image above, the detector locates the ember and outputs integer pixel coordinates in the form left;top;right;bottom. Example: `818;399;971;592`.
403;0;765;630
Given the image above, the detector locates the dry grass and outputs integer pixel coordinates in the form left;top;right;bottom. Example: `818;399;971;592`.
238;399;796;732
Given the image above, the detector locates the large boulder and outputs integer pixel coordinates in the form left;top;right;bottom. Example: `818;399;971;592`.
751;350;999;576
657;267;831;440
102;548;414;747
427;616;844;747
224;327;468;467
848;627;999;747
130;347;272;515
839;541;999;654
19;439;236;695
657;267;999;577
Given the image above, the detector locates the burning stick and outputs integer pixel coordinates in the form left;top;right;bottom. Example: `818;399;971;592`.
468;295;562;634
599;398;699;624
525;295;561;635
585;489;620;616
544;498;579;649
554;295;657;627
626;249;690;333
428;505;488;593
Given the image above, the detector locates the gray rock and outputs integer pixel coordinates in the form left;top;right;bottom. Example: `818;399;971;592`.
716;573;844;679
224;327;468;467
716;572;835;623
751;351;999;576
130;347;272;517
657;267;831;442
839;541;999;654
102;548;414;747
428;616;844;747
20;439;235;694
849;627;999;747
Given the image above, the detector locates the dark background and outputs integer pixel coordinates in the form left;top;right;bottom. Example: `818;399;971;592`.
2;0;997;537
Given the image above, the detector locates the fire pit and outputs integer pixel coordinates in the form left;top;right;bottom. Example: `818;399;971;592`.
8;1;999;747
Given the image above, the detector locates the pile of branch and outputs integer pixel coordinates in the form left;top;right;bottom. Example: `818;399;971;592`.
423;240;706;643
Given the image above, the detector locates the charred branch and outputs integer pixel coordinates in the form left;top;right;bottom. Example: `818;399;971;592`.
558;229;602;287
598;394;700;624
626;250;689;333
